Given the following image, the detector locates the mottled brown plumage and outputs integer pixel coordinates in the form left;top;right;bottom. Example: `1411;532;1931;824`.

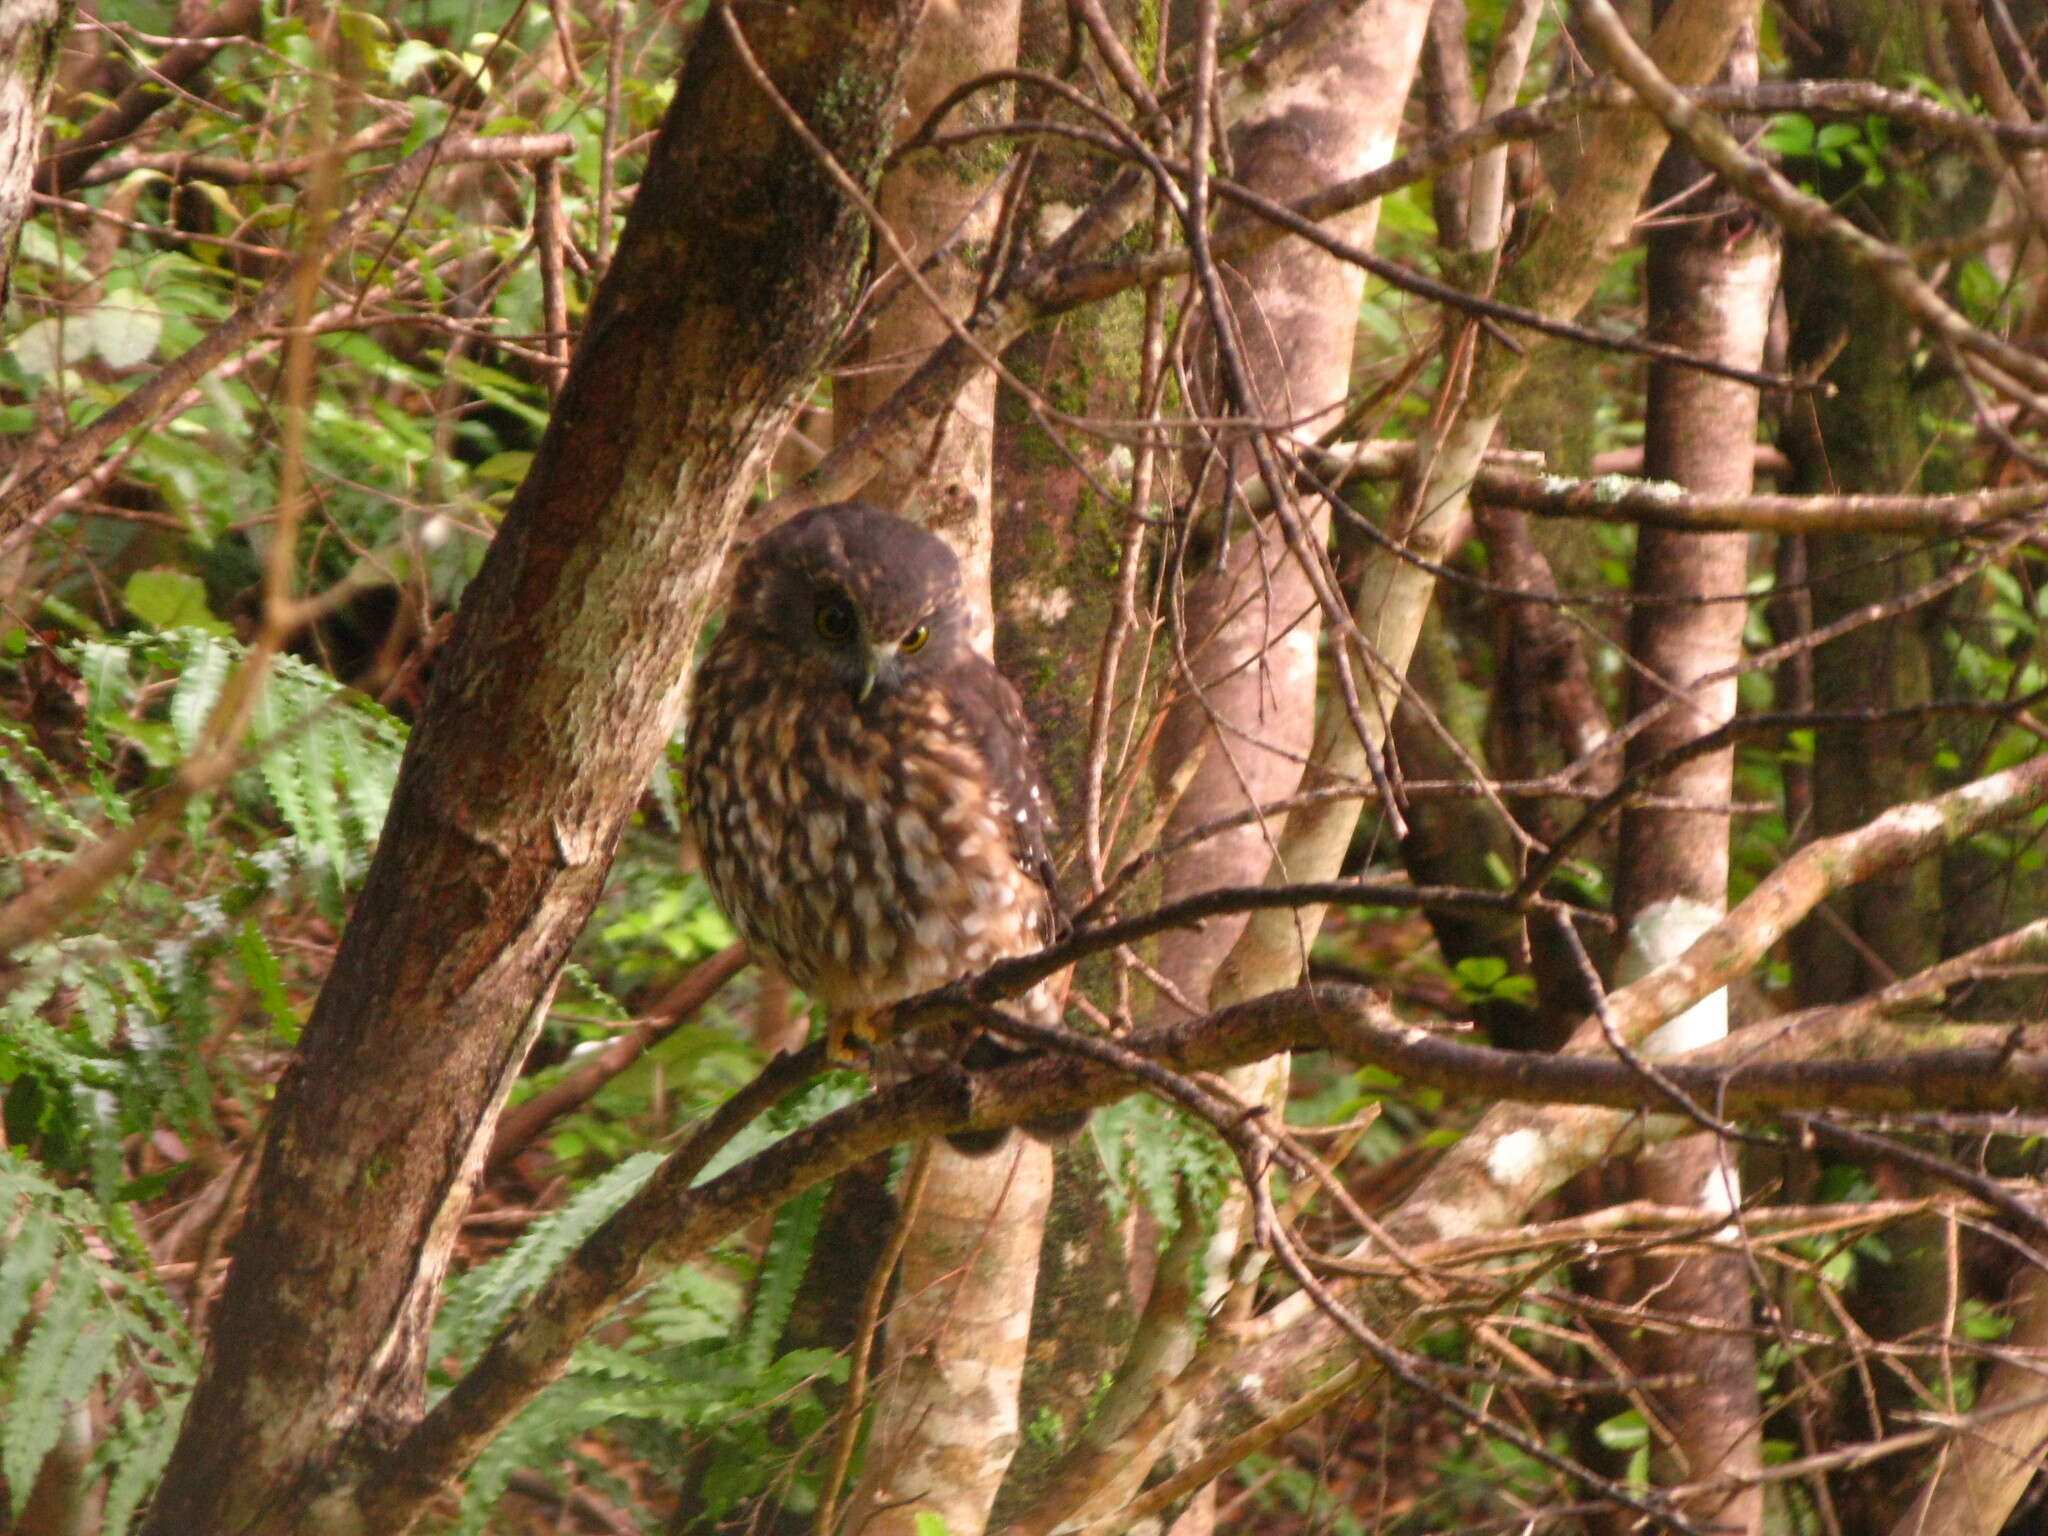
683;503;1077;1152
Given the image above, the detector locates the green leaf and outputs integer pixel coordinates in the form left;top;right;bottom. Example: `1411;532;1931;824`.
434;1152;665;1365
13;222;64;269
741;1183;826;1374
1762;113;1816;158
1595;1409;1648;1452
237;922;297;1038
473;449;533;483
8;318;69;378
168;634;234;751
0;1206;61;1348
300;714;349;872
101;1399;186;1535
123;571;224;635
3;1263;95;1495
89;291;164;369
387;37;440;85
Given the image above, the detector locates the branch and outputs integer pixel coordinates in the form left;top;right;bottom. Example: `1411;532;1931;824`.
37;0;264;194
485;945;750;1173
1576;0;2048;407
1308;441;2048;536
367;980;2048;1527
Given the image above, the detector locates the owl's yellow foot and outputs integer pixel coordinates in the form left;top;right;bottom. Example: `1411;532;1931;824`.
826;1007;891;1066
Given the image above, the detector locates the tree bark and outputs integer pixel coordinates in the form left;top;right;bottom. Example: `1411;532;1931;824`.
139;5;927;1532
1152;0;1432;1014
1775;13;1948;1525
828;8;1058;1535
1147;0;1760;1472
1605;19;1778;1529
835;0;1020;650
0;0;70;313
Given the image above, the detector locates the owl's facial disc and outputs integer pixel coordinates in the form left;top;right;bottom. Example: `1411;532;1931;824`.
807;585;930;703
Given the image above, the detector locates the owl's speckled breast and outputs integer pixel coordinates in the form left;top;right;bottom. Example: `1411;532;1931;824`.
685;660;1050;1015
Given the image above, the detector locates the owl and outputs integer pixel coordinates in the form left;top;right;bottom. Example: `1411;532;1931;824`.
683;502;1080;1152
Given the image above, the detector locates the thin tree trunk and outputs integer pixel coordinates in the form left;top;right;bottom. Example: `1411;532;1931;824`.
847;1141;1054;1536
0;0;71;313
827;9;1055;1534
1079;3;1433;1527
140;5;927;1532
1775;12;1947;1526
983;1;1155;1503
1157;0;1759;1463
1152;0;1431;1015
1606;19;1777;1530
834;0;1021;646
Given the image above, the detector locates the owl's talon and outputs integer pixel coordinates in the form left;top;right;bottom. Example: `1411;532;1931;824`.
827;1007;890;1067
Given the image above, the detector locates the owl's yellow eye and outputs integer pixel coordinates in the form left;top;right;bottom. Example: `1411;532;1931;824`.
814;601;855;641
900;624;930;654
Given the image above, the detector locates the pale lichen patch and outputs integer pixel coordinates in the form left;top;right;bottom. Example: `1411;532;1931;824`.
1485;1126;1550;1187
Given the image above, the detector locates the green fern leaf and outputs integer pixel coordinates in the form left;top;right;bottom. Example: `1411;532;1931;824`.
0;1205;61;1349
435;1152;664;1366
167;633;233;753
332;710;400;847
740;1182;825;1375
300;711;349;873
98;1397;186;1535
0;722;88;835
253;680;311;844
2;1262;95;1495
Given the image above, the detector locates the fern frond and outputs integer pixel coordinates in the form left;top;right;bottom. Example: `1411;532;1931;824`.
740;1184;825;1375
97;1397;186;1535
3;1262;96;1495
166;632;232;752
434;1152;665;1367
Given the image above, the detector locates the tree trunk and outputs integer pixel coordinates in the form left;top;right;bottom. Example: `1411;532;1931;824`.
0;0;70;313
1606;20;1777;1530
1775;12;1948;1526
1162;0;1759;1458
828;9;1057;1535
834;0;1021;646
1152;0;1431;1014
140;5;927;1531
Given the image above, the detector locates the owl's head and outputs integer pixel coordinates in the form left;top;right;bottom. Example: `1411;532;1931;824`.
731;502;971;701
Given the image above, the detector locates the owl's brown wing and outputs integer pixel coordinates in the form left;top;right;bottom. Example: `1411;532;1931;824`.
943;653;1065;943
939;654;1087;1153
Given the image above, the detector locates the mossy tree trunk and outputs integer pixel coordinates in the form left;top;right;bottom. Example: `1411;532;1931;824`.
827;11;1062;1534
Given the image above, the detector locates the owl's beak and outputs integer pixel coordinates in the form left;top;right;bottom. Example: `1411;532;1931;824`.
856;642;902;703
